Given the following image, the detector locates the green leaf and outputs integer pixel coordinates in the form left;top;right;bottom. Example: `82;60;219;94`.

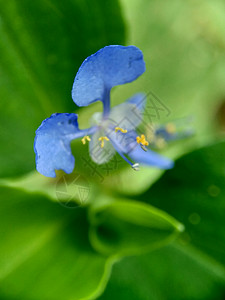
0;170;90;206
99;243;225;300
99;141;225;300
0;186;115;300
89;198;183;256
0;0;125;178
143;141;225;267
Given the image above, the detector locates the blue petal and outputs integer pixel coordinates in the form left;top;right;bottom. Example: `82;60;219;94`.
72;45;145;107
34;113;86;177
127;92;146;112
107;93;146;131
108;130;174;170
128;145;174;170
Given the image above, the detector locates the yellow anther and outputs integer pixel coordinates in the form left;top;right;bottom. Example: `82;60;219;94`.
81;135;91;145
136;134;149;146
115;127;128;133
98;136;109;148
166;123;176;134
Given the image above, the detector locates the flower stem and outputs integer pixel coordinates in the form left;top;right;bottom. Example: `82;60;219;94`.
103;88;111;118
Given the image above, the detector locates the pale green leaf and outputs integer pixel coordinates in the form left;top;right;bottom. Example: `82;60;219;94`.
0;186;115;300
89;198;183;256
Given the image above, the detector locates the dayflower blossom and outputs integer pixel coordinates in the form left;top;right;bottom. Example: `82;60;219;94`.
34;45;174;177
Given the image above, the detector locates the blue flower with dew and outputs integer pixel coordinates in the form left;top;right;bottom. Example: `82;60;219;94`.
34;45;174;177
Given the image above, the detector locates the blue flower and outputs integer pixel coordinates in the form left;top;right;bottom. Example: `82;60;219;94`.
34;45;174;177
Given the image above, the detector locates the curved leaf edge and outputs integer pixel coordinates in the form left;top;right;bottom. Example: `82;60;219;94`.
88;199;184;257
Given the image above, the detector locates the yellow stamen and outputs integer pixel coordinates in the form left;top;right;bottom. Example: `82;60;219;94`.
136;134;149;146
115;127;128;133
81;135;91;145
98;136;109;148
166;123;176;134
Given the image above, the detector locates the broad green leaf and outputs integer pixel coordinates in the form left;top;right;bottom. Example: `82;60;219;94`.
0;170;91;206
99;141;225;300
89;198;183;256
0;0;125;178
99;243;225;300
0;186;115;300
143;141;225;266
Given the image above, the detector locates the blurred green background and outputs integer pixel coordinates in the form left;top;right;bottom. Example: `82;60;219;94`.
0;0;224;299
